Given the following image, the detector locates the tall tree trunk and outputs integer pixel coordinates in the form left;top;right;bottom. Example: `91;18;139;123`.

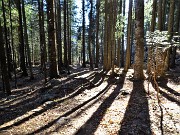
16;0;28;76
165;0;175;70
88;0;93;70
0;23;11;95
121;0;125;67
133;0;145;80
9;0;17;88
46;0;58;79
2;0;12;79
117;0;122;68
64;0;68;68
95;0;100;68
103;0;108;70
174;0;180;32
158;0;162;31
38;0;47;82
111;0;117;75
56;0;62;71
170;0;180;68
162;0;166;30
124;0;132;72
147;0;157;73
67;1;72;66
57;0;63;72
82;0;86;68
22;0;34;79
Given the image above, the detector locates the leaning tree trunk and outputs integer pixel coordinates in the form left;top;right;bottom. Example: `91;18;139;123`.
133;0;145;80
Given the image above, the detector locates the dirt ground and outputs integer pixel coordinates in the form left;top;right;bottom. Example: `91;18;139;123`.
0;56;180;135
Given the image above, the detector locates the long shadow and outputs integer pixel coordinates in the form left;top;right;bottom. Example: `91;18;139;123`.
27;76;114;135
158;79;180;97
0;70;96;128
0;70;105;131
74;75;126;135
119;81;152;135
151;80;180;106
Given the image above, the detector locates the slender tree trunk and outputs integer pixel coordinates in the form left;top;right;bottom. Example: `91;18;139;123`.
117;0;122;68
158;0;162;31
2;0;12;79
133;0;145;80
88;0;93;70
124;0;132;72
0;23;11;95
46;0;58;79
67;1;72;66
57;0;63;73
162;0;166;30
165;0;175;70
64;0;68;68
121;0;125;67
22;0;34;79
147;0;157;73
82;0;86;68
38;0;47;82
95;0;100;68
16;0;28;77
103;0;108;70
170;0;180;68
9;0;17;88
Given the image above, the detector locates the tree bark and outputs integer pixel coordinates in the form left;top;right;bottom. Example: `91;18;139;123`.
95;0;100;68
46;0;58;78
38;0;47;82
16;0;28;76
22;0;34;79
88;0;94;70
82;0;86;68
147;0;157;73
124;0;132;72
158;0;162;31
0;23;11;95
133;0;145;80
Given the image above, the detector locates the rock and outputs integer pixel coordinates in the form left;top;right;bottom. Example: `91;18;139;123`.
43;100;56;107
121;90;130;96
57;117;68;124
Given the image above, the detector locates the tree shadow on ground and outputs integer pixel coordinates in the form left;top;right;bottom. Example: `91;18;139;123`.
119;80;152;135
74;75;126;135
27;74;119;135
0;69;96;130
158;79;180;97
151;80;180;106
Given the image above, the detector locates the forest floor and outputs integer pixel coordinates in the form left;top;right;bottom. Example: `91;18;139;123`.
0;53;180;135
